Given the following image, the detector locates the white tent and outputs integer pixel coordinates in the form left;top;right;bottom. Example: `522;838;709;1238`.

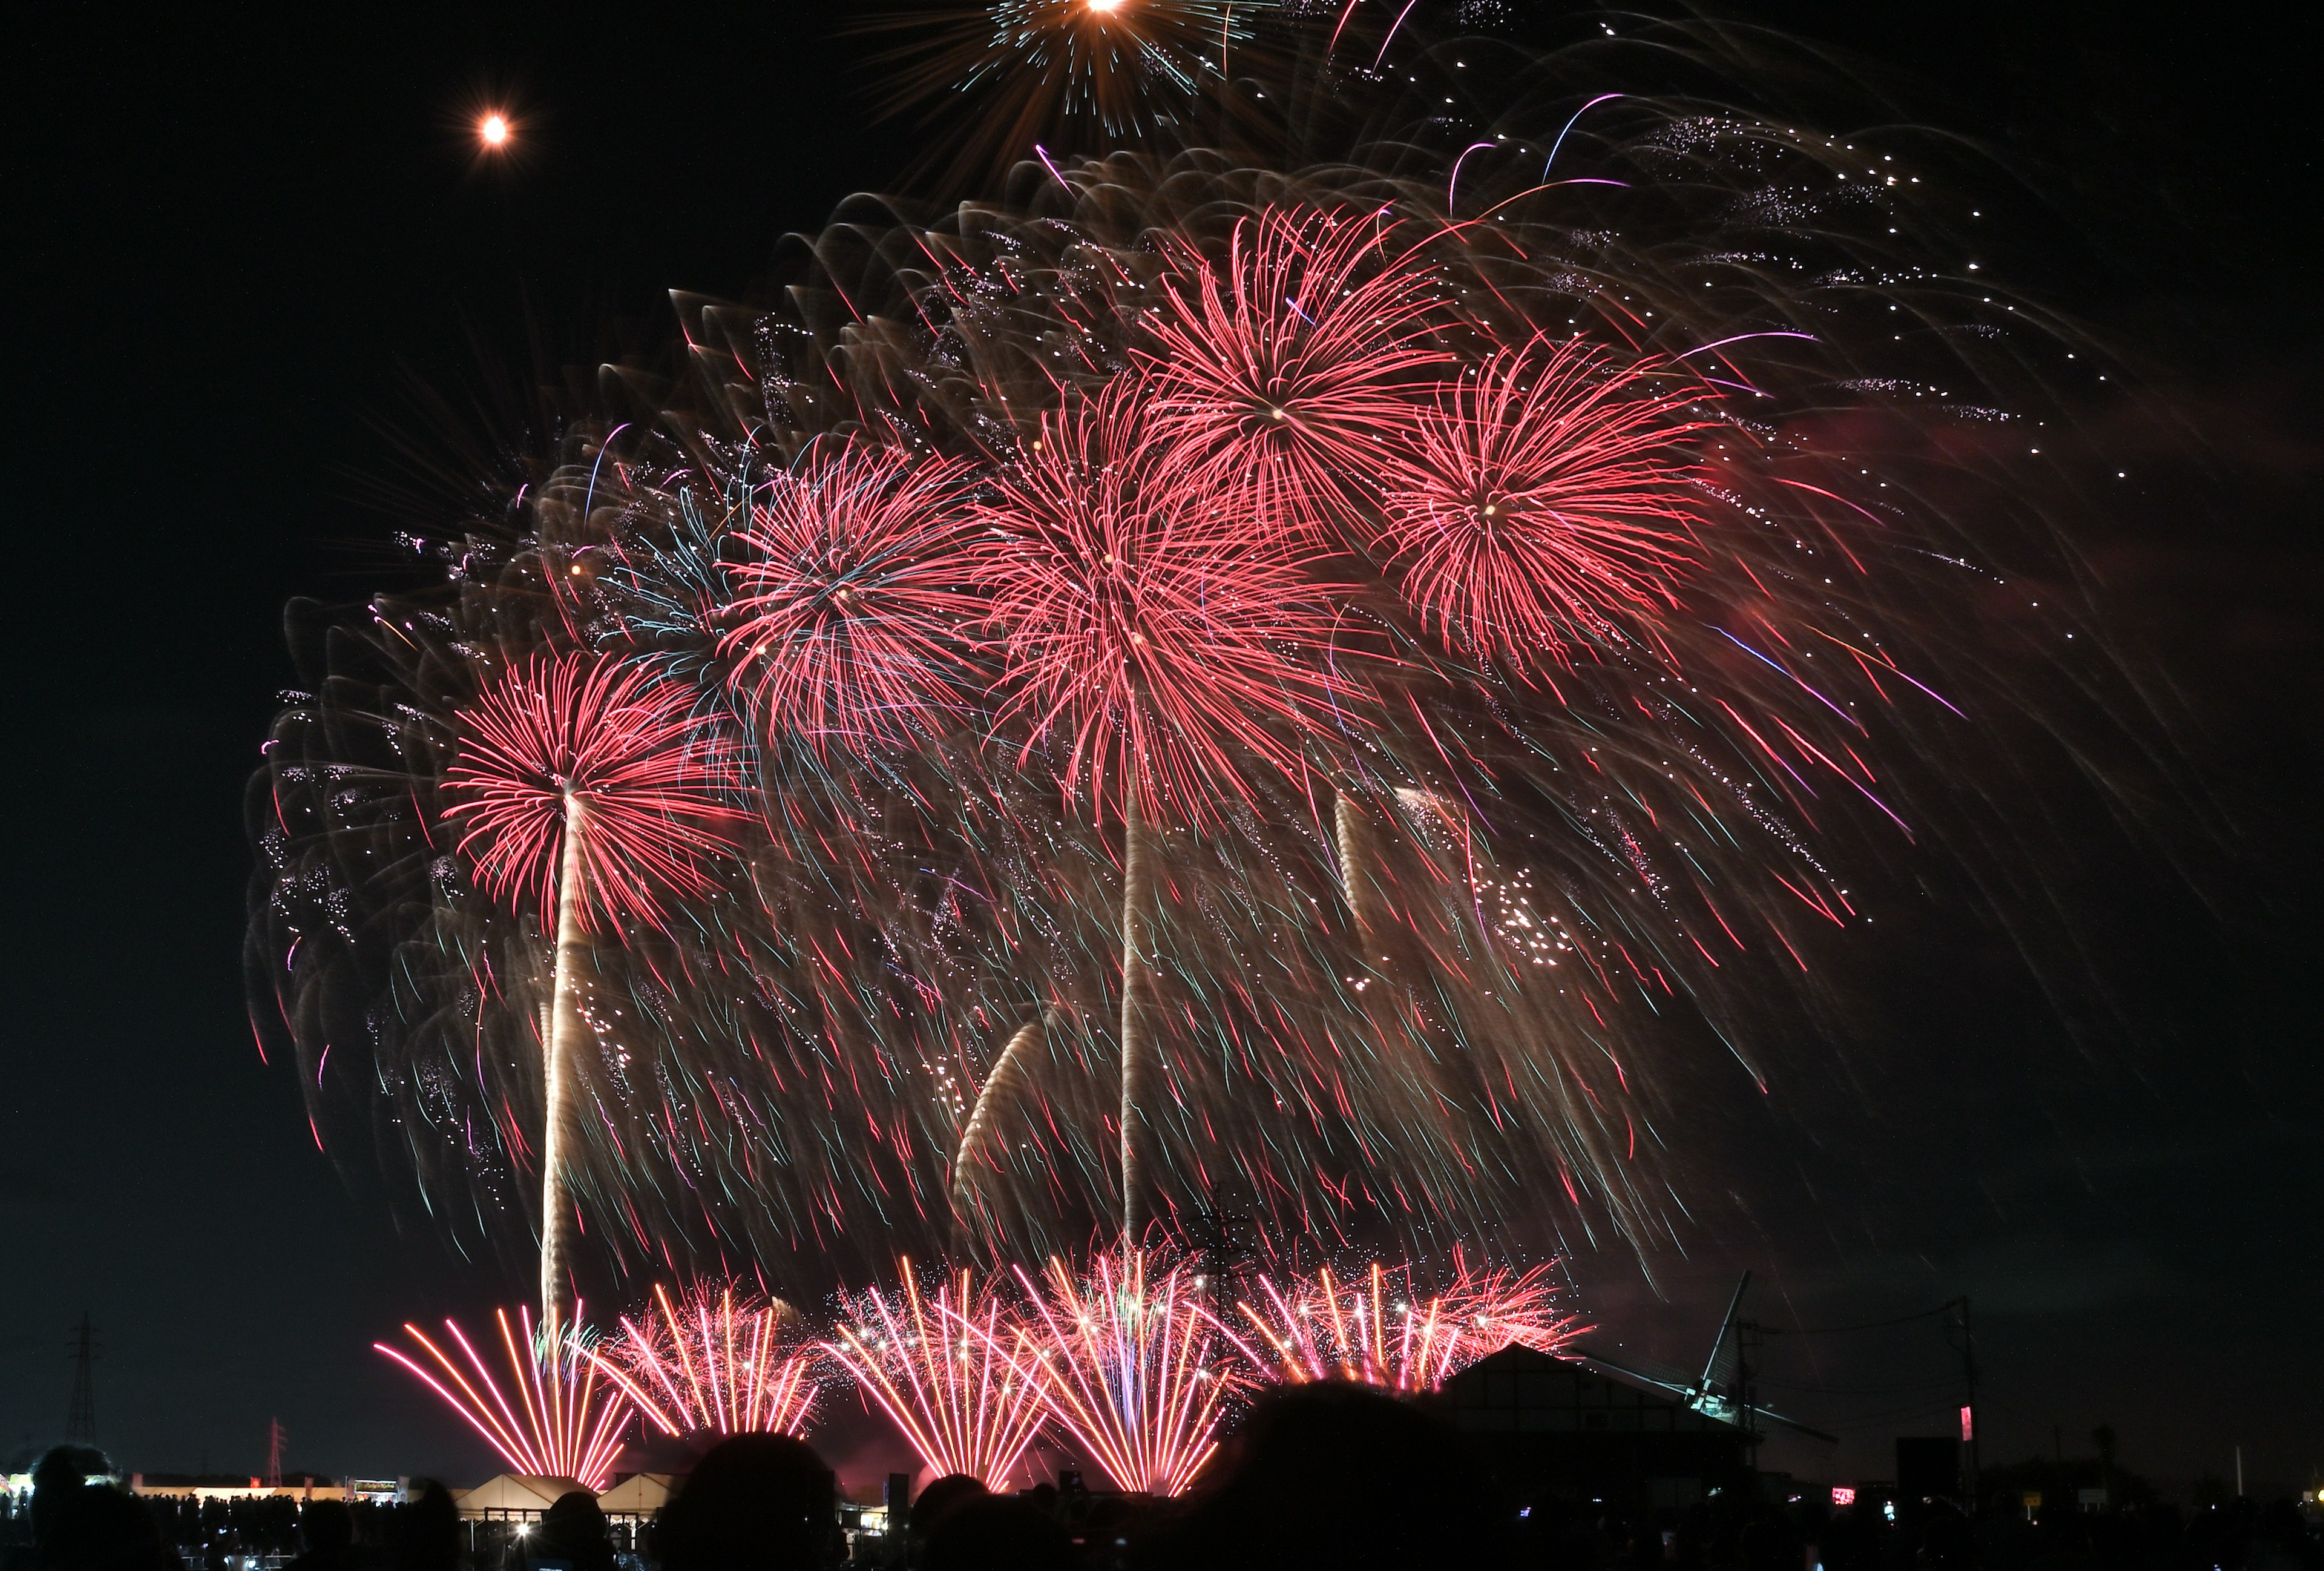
596;1472;681;1518
453;1475;589;1519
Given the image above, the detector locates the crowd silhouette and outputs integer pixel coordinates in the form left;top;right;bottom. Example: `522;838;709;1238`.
5;1388;2319;1570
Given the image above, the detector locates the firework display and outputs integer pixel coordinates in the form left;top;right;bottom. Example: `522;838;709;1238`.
1222;1258;1584;1393
826;1262;1051;1484
375;1307;631;1489
591;1280;820;1437
255;8;2176;1483
1007;1246;1241;1496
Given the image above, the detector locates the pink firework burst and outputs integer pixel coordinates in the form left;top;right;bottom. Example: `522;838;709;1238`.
1379;335;1711;670
823;1261;1048;1486
1220;1259;1585;1394
973;378;1361;831
1140;205;1450;538
376;1306;630;1490
591;1280;819;1437
1008;1246;1241;1496
441;652;744;934
719;440;983;754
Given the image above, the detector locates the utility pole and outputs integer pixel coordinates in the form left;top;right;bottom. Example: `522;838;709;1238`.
1947;1297;1979;1513
65;1315;97;1446
266;1418;286;1490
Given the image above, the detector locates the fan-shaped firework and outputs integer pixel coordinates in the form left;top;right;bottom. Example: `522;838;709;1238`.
825;1261;1049;1485
1007;1245;1239;1496
592;1280;819;1437
1223;1259;1584;1392
376;1306;629;1489
255;15;2191;1305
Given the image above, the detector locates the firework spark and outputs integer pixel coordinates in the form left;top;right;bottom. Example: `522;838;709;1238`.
825;1261;1049;1486
720;440;983;755
1223;1259;1584;1392
1379;335;1710;670
376;1306;629;1489
1008;1246;1238;1495
592;1280;819;1437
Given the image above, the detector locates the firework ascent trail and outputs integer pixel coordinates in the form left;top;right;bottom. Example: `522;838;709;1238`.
253;10;2190;1341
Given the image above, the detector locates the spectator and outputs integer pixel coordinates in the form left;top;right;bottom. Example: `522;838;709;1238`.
509;1494;611;1571
386;1483;461;1571
922;1497;1071;1571
654;1435;839;1571
1138;1382;1481;1570
289;1501;355;1571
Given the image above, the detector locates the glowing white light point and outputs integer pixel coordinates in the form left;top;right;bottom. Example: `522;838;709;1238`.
481;114;510;148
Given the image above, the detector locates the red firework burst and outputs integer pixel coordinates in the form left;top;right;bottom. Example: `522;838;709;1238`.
973;378;1361;829
1006;1245;1240;1497
1220;1259;1584;1394
591;1280;819;1437
441;653;744;933
719;441;983;754
1379;335;1710;669
1140;205;1451;538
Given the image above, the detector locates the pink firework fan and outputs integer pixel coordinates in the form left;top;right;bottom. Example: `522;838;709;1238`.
1140;205;1451;538
1379;335;1711;670
591;1280;819;1437
441;652;744;934
973;377;1360;834
1007;1245;1241;1497
718;440;983;754
1221;1259;1584;1394
823;1261;1048;1487
376;1306;631;1490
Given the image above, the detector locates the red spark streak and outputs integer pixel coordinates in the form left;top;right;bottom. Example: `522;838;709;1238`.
442;654;744;933
1222;1260;1583;1392
1379;335;1710;669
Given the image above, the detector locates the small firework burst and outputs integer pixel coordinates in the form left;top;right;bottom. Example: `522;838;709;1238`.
376;1306;630;1489
1222;1259;1585;1392
593;1280;819;1437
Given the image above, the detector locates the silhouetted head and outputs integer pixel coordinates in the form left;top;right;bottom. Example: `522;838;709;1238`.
657;1434;838;1571
536;1490;613;1571
1144;1382;1479;1570
923;1495;1074;1571
39;1482;168;1571
302;1498;355;1552
910;1474;988;1539
388;1479;462;1571
30;1445;114;1544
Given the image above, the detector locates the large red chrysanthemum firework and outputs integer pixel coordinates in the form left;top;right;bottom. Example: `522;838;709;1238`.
442;653;744;932
973;379;1361;829
1140;205;1451;538
719;440;983;754
1379;335;1711;669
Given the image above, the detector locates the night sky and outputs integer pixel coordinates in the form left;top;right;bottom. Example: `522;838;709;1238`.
7;1;2316;1499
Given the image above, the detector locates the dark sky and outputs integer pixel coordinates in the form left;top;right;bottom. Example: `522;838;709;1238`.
7;1;2316;1500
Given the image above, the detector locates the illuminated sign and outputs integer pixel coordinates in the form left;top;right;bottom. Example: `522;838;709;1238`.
1831;1487;1856;1507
